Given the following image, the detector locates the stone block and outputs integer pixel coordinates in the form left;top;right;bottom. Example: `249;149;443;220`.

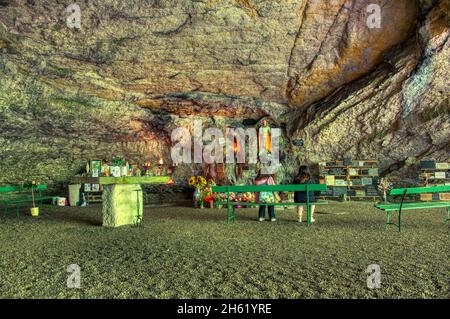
102;184;143;227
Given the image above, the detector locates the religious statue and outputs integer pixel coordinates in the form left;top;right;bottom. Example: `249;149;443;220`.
258;119;272;158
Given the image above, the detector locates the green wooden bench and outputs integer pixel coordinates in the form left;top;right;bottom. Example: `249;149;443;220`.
374;185;450;231
0;185;53;217
212;184;328;225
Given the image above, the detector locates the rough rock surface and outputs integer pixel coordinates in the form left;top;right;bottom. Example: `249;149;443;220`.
0;0;448;185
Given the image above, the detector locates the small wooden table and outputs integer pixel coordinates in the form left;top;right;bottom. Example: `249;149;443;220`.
98;176;170;227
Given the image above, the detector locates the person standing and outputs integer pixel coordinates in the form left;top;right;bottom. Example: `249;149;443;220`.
255;173;276;222
294;165;318;223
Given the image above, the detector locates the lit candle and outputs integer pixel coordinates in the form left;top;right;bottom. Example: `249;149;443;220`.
156;158;164;176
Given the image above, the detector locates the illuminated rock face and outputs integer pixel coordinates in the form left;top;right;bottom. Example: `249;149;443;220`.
0;0;448;185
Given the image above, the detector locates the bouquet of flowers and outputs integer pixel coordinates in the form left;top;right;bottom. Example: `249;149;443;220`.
188;176;208;188
202;187;214;208
199;179;216;208
188;176;198;188
233;193;244;209
214;192;227;202
377;177;393;202
243;192;255;203
187;176;209;208
197;176;207;189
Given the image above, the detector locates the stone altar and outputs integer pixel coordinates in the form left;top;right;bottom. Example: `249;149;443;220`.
99;176;170;227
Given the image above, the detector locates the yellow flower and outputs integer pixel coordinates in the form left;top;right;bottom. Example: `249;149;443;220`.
188;176;197;187
197;176;207;188
207;179;216;187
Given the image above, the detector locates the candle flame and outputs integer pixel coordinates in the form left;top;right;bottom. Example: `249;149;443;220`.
158;158;164;165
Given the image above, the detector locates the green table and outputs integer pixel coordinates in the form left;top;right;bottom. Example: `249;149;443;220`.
99;176;170;227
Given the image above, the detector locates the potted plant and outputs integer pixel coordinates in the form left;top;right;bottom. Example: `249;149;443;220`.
24;178;40;217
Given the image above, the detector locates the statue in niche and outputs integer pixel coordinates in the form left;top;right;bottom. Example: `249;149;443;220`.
232;139;244;180
258;118;272;163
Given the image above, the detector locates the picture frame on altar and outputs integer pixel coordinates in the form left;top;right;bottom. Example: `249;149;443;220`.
90;160;101;173
111;166;121;177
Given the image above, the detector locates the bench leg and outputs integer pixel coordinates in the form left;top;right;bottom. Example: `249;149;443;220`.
385;211;391;229
227;205;231;224
397;210;402;232
233;206;237;222
307;205;311;226
445;207;449;224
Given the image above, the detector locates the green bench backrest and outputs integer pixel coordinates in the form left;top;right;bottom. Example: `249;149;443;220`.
0;185;48;193
0;186;19;193
390;185;450;195
212;184;326;193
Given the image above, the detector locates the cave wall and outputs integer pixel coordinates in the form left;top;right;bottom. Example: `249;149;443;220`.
0;0;448;187
290;0;450;181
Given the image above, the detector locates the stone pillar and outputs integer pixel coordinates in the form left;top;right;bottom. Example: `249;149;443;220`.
102;184;144;227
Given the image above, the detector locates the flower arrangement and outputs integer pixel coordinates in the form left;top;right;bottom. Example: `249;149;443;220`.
197;176;207;189
188;176;198;187
377;177;393;202
231;192;243;208
214;192;227;202
243;192;255;203
188;176;212;208
202;187;214;208
200;179;217;208
188;176;208;189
